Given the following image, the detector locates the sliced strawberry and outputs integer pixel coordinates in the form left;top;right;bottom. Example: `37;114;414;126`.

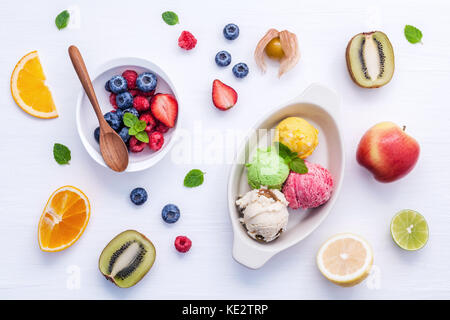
212;79;237;111
150;94;178;128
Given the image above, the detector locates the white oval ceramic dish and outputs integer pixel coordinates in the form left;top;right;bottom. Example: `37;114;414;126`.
75;57;179;172
227;83;344;269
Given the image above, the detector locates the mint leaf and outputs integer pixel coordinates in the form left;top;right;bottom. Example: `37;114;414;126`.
184;169;204;188
273;142;308;174
274;141;299;167
55;10;70;30
128;127;138;136
123;113;138;128
128;119;146;137
274;142;295;160
162;11;179;25
290;158;308;174
135;131;149;143
53;143;71;165
133;120;147;133
404;25;423;44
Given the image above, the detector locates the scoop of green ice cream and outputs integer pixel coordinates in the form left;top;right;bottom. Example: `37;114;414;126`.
246;148;290;189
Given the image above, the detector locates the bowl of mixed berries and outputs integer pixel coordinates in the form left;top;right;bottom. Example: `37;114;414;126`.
76;57;179;172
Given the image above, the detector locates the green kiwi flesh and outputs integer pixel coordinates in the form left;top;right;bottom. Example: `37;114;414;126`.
346;31;394;88
99;230;156;288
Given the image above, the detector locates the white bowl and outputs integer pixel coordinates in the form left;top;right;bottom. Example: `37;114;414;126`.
227;83;344;269
75;57;179;172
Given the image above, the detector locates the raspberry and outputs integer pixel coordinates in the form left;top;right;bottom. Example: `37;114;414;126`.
129;89;139;97
129;136;146;153
133;96;150;112
174;236;192;253
149;131;164;151
178;31;197;50
155;122;170;133
109;93;118;109
138;90;155;97
122;70;138;89
139;113;156;132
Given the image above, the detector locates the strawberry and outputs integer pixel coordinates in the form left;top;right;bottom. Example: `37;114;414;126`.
150;94;178;128
212;79;237;111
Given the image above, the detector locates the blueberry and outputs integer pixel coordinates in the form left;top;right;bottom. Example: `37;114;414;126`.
108;75;127;93
232;63;249;78
118;127;130;144
116;92;133;109
161;204;180;223
215;51;232;67
115;109;124;121
104;112;121;131
223;23;239;40
130;187;148;205
136;72;157;92
94;127;100;143
123;107;139;118
105;80;111;92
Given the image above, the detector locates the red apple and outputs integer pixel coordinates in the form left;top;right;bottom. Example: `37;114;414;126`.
356;122;420;183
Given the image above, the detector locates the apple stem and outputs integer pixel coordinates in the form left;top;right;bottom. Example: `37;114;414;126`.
403;125;406;131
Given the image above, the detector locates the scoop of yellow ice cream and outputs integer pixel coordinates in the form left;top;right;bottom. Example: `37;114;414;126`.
274;117;318;159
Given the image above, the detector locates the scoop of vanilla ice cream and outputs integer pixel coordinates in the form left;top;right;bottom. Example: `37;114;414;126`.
236;188;289;242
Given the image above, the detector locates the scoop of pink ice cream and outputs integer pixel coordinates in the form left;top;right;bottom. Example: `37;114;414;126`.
282;161;334;209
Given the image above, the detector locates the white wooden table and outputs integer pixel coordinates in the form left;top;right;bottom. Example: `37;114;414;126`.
1;0;450;299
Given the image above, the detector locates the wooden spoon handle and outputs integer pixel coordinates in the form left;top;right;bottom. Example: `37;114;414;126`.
68;45;106;126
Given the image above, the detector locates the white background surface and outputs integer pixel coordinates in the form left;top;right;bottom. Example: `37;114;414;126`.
1;0;450;299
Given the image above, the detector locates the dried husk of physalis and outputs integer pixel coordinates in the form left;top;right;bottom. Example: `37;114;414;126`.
254;29;300;77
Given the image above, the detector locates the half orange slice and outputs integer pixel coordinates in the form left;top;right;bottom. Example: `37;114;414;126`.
11;51;58;119
38;186;90;252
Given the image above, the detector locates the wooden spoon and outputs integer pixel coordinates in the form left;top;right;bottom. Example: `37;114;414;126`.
68;45;129;172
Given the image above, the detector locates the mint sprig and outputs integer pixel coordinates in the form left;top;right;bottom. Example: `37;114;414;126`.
123;113;148;143
274;142;308;174
404;25;423;44
53;143;71;165
55;10;70;30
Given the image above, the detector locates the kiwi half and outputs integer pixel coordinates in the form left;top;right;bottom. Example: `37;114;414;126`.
99;230;156;288
346;31;394;88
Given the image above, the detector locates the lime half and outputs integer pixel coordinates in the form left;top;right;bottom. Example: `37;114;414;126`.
390;209;429;251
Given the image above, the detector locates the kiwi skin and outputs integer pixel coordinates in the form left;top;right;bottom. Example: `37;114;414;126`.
345;31;395;89
98;229;156;288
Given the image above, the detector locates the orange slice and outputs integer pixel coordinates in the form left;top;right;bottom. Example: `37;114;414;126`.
11;51;58;119
38;186;90;252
